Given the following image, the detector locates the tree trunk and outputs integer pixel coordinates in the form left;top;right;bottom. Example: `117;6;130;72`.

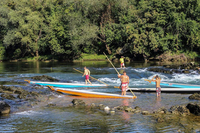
35;29;42;59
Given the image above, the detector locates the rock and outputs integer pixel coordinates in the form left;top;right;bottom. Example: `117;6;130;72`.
104;106;110;114
116;106;124;111
98;104;105;110
46;103;56;107
0;101;10;115
142;111;150;115
186;103;200;116
188;93;200;100
156;107;168;114
104;106;110;112
31;75;59;82
30;91;39;97
156;117;165;123
134;106;141;110
169;105;190;116
91;103;95;108
110;111;115;115
72;99;85;106
17;93;27;99
1;94;16;100
133;110;141;113
124;106;132;112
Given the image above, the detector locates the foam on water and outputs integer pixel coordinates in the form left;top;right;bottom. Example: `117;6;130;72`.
14;110;46;116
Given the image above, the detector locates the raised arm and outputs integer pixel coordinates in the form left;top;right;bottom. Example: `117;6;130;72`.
151;76;156;82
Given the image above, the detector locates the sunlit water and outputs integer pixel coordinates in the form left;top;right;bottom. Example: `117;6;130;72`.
0;61;200;132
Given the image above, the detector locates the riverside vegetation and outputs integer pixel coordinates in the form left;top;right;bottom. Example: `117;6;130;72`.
0;0;200;61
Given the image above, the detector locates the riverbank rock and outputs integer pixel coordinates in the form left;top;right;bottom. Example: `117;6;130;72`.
186;103;200;116
156;52;187;62
31;75;59;82
0;101;10;115
169;105;190;116
188;93;200;100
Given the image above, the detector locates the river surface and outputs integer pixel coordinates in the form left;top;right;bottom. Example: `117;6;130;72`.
0;61;200;132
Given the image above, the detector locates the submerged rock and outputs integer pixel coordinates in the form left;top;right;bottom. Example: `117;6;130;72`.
0;101;10;115
31;75;59;82
188;93;200;100
186;103;200;116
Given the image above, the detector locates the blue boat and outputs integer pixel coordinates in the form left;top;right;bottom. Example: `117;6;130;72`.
25;80;106;88
145;79;200;88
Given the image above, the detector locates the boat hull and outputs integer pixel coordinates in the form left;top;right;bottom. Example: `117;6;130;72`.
129;87;200;93
26;80;106;88
48;86;137;99
151;82;200;88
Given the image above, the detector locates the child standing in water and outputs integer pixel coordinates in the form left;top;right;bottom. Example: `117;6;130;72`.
151;75;161;97
120;56;125;68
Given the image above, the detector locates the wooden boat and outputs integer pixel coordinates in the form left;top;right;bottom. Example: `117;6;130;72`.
48;86;137;99
129;87;200;93
25;80;106;88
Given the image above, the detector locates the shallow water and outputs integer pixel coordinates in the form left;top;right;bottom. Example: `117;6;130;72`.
0;61;200;132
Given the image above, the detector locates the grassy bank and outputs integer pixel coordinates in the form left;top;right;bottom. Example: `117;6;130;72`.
74;54;109;62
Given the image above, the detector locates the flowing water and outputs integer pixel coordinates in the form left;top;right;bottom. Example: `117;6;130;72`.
0;61;200;132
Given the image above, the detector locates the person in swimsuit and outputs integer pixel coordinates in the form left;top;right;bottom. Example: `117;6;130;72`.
151;75;161;97
118;71;129;95
120;56;125;68
82;67;92;85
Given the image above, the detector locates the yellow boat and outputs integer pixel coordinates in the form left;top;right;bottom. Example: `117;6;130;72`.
48;86;137;99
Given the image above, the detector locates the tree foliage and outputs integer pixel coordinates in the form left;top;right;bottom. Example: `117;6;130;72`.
0;0;200;61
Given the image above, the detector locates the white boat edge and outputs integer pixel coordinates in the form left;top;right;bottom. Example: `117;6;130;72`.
128;88;200;92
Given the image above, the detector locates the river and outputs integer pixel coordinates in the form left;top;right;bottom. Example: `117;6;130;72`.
0;61;200;132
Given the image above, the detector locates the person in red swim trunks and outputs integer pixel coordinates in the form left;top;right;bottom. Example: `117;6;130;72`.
82;67;92;85
151;75;161;97
118;71;129;95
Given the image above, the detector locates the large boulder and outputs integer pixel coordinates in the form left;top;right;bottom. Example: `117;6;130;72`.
186;103;200;116
0;101;10;115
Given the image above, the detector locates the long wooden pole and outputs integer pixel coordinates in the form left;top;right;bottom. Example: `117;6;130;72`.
73;68;109;86
103;52;120;75
103;52;135;96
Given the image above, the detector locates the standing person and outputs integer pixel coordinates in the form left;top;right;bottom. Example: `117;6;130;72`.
118;71;129;95
82;67;92;85
151;75;161;97
120;56;125;68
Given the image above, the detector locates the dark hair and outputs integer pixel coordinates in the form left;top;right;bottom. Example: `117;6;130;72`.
123;71;126;73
